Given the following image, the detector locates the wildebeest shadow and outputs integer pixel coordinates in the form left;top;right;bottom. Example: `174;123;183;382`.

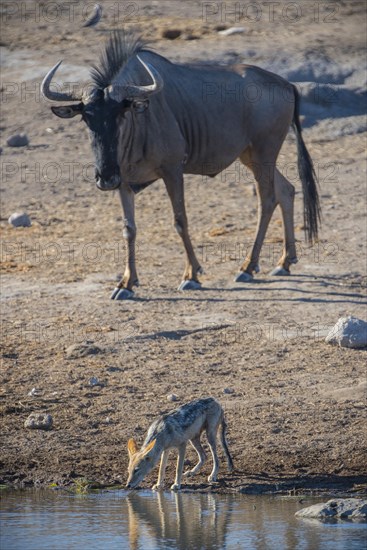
132;284;365;306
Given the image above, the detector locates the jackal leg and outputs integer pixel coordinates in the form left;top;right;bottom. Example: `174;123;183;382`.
162;168;203;290
183;437;207;477
171;443;187;491
152;450;170;491
207;429;220;483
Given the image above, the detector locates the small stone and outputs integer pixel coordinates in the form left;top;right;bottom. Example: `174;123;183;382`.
89;377;102;387
82;3;102;28
162;29;181;40
183;34;199;41
24;413;53;430
8;212;31;227
65;342;102;359
167;393;178;402
6;133;29;147
325;316;367;349
28;388;41;397
218;27;246;36
223;388;234;394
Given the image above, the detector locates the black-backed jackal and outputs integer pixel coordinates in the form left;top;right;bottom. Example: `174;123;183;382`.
126;397;234;491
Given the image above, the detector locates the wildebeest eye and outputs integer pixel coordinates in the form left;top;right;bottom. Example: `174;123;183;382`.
121;99;132;110
133;99;149;113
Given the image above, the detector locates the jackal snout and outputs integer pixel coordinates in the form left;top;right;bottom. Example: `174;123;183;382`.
126;438;157;489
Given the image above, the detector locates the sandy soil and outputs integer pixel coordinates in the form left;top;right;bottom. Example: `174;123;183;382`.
1;1;366;495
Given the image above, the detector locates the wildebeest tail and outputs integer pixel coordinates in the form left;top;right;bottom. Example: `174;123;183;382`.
292;84;321;243
220;416;234;472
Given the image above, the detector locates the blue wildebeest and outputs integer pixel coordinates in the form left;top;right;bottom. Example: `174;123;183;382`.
41;31;320;299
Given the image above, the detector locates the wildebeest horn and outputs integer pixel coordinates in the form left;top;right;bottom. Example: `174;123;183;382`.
123;55;164;99
41;61;82;102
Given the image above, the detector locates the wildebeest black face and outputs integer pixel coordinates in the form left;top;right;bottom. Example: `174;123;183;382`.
51;90;132;191
43;51;163;191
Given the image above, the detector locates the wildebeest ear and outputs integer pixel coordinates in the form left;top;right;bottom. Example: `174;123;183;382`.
51;104;83;118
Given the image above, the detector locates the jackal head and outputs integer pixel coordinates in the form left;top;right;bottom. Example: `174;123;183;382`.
126;438;158;489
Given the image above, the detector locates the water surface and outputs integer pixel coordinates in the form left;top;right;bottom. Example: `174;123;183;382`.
1;490;366;549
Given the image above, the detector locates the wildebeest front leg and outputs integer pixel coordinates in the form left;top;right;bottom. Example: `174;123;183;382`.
111;186;139;300
163;169;203;291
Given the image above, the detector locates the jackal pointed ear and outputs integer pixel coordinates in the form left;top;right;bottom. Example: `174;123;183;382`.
143;439;156;455
127;438;138;457
51;104;83;118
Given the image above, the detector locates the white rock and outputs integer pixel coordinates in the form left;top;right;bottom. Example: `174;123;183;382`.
218;27;246;36
24;413;53;430
325;316;367;349
167;394;178;402
295;498;367;520
65;342;102;358
28;388;41;397
8;212;31;227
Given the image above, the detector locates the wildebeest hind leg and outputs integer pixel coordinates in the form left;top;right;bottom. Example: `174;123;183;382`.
163;168;203;291
271;168;298;276
235;147;277;282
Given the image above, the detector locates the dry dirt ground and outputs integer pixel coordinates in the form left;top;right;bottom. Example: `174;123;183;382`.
1;1;366;495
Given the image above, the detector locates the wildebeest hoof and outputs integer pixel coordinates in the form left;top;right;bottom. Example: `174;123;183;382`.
170;483;181;491
208;474;217;483
178;279;202;291
270;266;291;276
110;287;134;300
234;271;253;283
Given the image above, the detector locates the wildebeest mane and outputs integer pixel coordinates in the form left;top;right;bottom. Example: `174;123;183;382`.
90;30;149;89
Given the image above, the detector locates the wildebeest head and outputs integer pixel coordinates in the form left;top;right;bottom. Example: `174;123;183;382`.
41;32;163;191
